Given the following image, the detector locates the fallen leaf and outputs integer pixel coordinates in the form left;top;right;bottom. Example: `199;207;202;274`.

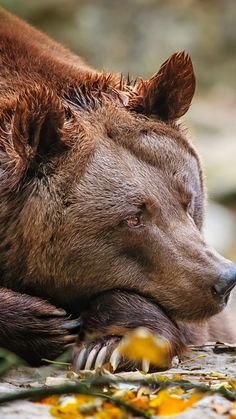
118;327;171;368
39;395;59;405
149;390;203;416
180;354;206;365
230;379;236;390
131;395;149;410
229;408;236;419
50;395;96;419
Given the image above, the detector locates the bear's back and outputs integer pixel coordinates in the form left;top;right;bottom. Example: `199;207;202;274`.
0;9;93;102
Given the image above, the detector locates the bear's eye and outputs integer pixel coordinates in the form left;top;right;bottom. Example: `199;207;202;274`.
126;212;144;228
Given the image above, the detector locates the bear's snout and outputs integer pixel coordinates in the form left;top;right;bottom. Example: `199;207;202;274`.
212;266;236;303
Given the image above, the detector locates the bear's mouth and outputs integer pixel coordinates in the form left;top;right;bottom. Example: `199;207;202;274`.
222;283;235;304
129;287;224;323
212;282;235;306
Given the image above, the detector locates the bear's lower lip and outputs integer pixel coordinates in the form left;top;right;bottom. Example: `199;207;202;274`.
223;289;232;304
211;283;235;303
216;290;233;312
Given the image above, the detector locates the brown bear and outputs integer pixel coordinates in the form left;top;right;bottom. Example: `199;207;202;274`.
0;9;235;370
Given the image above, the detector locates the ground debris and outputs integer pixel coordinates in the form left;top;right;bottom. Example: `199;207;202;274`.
0;342;235;418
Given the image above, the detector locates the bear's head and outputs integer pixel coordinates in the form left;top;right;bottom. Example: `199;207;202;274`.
0;52;235;321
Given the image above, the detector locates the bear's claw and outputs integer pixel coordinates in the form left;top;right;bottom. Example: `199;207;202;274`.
73;337;122;372
62;319;81;329
72;336;152;373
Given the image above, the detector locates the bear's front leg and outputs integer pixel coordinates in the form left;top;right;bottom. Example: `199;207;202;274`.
73;290;187;372
0;288;79;365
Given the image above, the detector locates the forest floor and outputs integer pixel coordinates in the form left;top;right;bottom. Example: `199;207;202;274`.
0;343;235;419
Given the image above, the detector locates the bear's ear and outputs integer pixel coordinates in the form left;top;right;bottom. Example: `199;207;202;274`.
0;86;66;194
12;85;65;159
129;52;196;121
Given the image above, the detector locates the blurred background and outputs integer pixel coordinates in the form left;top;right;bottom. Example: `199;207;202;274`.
1;0;236;311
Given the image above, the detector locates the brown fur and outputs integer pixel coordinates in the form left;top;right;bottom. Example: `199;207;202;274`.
0;9;235;368
0;288;78;365
74;291;236;371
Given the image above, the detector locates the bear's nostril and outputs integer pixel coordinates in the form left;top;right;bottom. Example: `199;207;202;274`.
212;272;236;300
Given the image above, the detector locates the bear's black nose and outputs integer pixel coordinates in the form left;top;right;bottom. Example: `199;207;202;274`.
212;269;236;301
